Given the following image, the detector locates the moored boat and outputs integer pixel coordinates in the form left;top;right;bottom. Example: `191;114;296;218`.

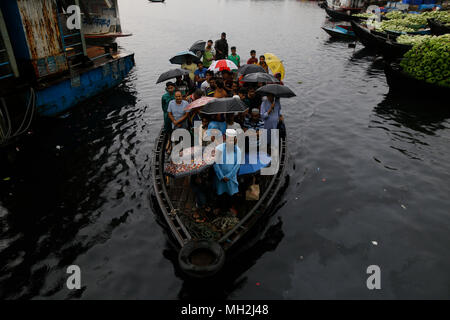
378;39;412;61
325;7;363;22
351;21;418;60
151;129;289;278
0;0;135;119
350;21;384;51
384;61;450;97
322;25;356;39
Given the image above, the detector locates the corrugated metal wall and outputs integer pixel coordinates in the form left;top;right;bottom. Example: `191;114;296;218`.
17;0;68;77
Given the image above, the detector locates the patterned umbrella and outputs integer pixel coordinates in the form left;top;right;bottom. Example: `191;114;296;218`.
164;146;216;179
208;59;238;72
184;96;216;111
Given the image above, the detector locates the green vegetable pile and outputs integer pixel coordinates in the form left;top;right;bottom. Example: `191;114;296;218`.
385;11;408;20
396;34;433;45
422;10;450;26
353;12;373;18
400;34;450;87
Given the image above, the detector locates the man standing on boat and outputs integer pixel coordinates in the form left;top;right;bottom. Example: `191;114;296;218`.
161;82;176;132
213;129;241;215
202;40;216;68
214;32;229;60
168;91;190;129
181;56;197;82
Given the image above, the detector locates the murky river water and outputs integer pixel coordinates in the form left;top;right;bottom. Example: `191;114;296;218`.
1;0;449;299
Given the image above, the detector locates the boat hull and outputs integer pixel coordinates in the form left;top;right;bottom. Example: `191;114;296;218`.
325;7;362;22
428;18;450;36
384;61;450;97
35;52;135;117
322;26;356;39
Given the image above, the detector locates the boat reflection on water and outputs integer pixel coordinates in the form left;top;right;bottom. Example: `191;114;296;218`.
374;93;450;135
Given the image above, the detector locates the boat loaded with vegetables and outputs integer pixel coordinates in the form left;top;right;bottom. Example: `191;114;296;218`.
384;33;450;95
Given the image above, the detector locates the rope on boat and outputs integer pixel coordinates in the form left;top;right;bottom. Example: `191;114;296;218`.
0;87;36;146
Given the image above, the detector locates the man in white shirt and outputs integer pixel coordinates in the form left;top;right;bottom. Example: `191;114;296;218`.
201;70;214;93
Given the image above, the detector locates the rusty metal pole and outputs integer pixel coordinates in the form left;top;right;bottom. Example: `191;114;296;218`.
74;0;87;57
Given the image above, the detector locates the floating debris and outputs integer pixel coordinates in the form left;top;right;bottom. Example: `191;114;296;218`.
401;204;407;210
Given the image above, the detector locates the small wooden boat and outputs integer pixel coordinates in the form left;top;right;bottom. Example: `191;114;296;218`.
351;21;412;60
318;1;327;9
325;7;363;22
378;39;412;61
322;25;356;39
428;18;450;36
350;21;384;51
151;129;289;278
384;61;450;97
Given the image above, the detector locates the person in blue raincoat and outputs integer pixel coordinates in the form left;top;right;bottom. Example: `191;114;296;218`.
213;129;242;215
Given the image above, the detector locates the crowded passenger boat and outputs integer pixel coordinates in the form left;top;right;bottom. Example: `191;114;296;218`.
151;33;293;278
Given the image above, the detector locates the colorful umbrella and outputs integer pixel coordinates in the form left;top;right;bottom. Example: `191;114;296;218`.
184;96;216;111
208;59;238;72
164;146;216;179
156;68;190;84
264;53;285;80
169;51;201;65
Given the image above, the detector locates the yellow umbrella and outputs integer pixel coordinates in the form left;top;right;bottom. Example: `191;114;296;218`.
264;53;285;80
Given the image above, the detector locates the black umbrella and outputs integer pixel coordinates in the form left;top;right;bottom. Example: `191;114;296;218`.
241;72;280;83
169;51;201;65
189;40;206;58
200;97;248;115
237;64;266;76
256;84;296;98
156;68;190;84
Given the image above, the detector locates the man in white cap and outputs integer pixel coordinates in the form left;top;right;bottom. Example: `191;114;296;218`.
213;129;242;215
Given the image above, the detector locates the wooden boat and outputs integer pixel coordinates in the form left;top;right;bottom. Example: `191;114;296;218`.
151;129;289;278
428;18;450;36
325;7;363;22
351;21;413;60
384;61;450;97
322;25;356;40
379;39;412;61
318;1;327;9
351;21;384;51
